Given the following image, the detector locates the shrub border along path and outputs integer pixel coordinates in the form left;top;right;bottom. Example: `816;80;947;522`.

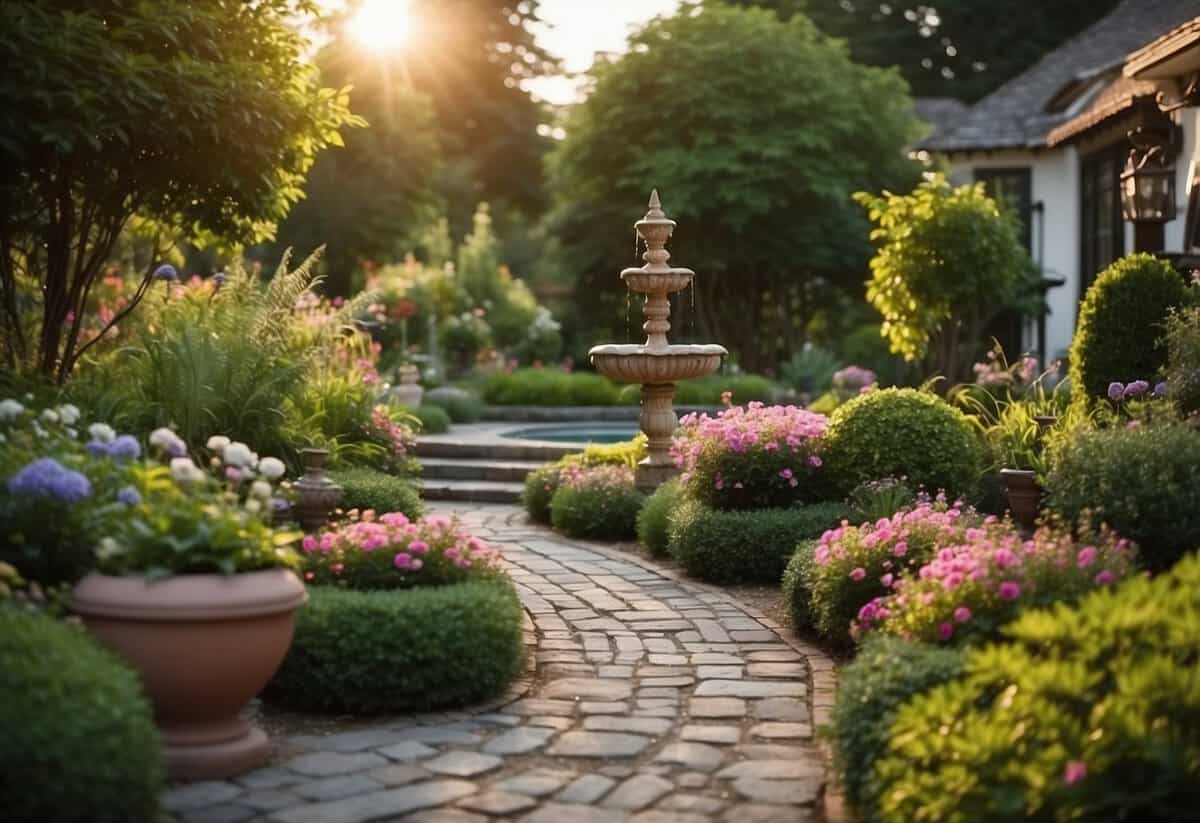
164;502;838;823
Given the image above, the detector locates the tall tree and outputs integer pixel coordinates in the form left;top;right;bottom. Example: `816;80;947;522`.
546;2;920;372
725;0;1123;102
0;0;355;381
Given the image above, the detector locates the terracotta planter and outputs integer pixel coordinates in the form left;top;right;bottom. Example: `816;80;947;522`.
1000;468;1042;532
72;569;307;781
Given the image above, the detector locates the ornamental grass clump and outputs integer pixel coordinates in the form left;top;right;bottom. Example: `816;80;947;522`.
550;463;644;541
855;521;1134;646
301;512;499;590
801;497;982;647
672;401;829;510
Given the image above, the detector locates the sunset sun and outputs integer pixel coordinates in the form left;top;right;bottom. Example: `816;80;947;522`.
347;0;411;52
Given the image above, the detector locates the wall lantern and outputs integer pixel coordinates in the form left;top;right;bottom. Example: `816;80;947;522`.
1121;127;1177;223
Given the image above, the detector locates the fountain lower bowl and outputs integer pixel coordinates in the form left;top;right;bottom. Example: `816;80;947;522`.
589;344;727;384
620;269;694;294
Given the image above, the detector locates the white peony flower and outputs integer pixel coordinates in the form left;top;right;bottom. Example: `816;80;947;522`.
39;408;58;424
257;457;286;479
32;422;47;439
0;399;23;421
57;404;81;425
96;538;124;562
222;442;254;467
206;435;231;452
64;426;77;439
244;498;263;515
250;480;272;500
169;457;205;484
149;427;176;449
88;423;116;443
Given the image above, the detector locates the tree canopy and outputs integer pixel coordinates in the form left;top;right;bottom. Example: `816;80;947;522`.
545;2;921;371
0;0;356;380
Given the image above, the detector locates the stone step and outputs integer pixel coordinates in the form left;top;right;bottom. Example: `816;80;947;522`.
420;479;526;504
416;438;580;462
421;457;545;483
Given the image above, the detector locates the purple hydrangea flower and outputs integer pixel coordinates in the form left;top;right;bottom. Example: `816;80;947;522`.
7;457;92;502
86;440;110;457
1154;381;1168;398
117;485;142;506
212;271;226;287
153;264;178;282
1123;380;1150;399
1107;382;1125;401
107;435;141;460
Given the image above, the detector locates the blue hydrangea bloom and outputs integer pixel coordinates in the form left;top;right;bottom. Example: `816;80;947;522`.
1107;382;1125;401
1154;381;1168;398
117;485;142;506
1123;380;1150;399
153;264;178;282
7;457;92;502
107;435;141;460
86;440;110;457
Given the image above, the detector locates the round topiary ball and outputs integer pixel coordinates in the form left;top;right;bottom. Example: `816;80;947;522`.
1070;253;1189;401
329;467;423;519
822;388;982;497
1;607;164;823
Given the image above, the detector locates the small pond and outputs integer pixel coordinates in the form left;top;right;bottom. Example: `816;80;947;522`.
501;424;640;444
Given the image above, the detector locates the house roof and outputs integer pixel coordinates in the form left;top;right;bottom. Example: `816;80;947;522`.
1045;75;1160;146
922;0;1200;154
1125;17;1200;78
912;97;970;142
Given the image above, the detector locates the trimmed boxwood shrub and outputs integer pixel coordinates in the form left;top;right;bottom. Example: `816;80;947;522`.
873;552;1200;823
830;635;965;820
523;462;567;524
1046;422;1200;571
637;478;682;557
266;578;525;713
425;386;483;422
482;368;620;406
410;404;451;434
1069;253;1188;401
668;497;852;583
782;539;819;630
822;388;983;496
523;436;647;524
330;466;423;519
550;464;644;541
2;608;164;823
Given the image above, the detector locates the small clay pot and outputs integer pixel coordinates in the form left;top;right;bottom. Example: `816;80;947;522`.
72;569;307;780
1000;468;1042;532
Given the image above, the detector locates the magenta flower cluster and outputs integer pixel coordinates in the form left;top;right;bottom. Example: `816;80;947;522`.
832;365;877;392
558;462;636;494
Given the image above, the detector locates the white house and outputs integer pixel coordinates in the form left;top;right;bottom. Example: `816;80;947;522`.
920;0;1200;366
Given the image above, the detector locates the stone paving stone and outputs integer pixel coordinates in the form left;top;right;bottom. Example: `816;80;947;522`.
693;680;807;699
270;780;477;823
721;803;817;823
520;803;630;823
403;810;489;823
688;697;747;718
690;652;742;665
458;790;539;815
630;811;708;823
582;716;673;736
181;804;255;823
653;741;725;772
495;769;577;797
598;665;634;678
393;727;485;746
674;772;710;790
730;630;777;642
377;740;437;762
746;662;807;679
680;724;741;745
602;775;673;811
696;665;743;680
236;767;305;790
693;620;732;643
239;789;302;812
580;701;627;714
745;650;803;662
367;764;430;786
547;731;653;758
542;678;633;701
294;775;383;802
527;715;575;730
165;782;244;812
502;698;577;716
555;774;617;805
475;713;522;727
716;760;825;781
732;777;821;805
423;751;504;778
655;794;726;814
481;725;558;755
753;698;810;722
313;728;414;753
646;653;688;665
750;721;814;740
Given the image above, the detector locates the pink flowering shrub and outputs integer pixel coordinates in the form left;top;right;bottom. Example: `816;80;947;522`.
672;401;829;510
855;521;1135;645
549;463;644;541
801;497;983;646
302;511;500;590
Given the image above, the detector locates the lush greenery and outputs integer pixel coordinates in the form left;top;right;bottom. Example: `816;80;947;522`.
855;175;1035;381
408;404;451;434
872;553;1200;822
330;467;423;521
550;464;645;541
823;388;983;497
1;608;163;823
523;437;647;524
524;462;569;525
1046;422;1200;571
637;478;683;558
1165;304;1200;416
545;2;920;371
668;497;852;583
1069;254;1189;402
425;387;484;423
266;578;525;714
483;368;620;406
0;0;355;380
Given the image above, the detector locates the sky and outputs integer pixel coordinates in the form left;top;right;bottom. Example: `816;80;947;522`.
526;0;681;105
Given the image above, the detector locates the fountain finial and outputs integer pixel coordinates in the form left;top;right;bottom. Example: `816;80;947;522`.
647;188;664;216
636;189;675;270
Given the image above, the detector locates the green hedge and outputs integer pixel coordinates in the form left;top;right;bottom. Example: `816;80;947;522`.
873;552;1200;822
617;374;775;405
424;386;483;422
830;635;965;819
668;498;852;583
782;540;819;631
1046;422;1200;571
549;466;644;541
1;608;164;823
482;369;620;406
823;388;983;497
266;579;526;714
637;478;682;557
330;466;423;519
409;404;451;434
1069;253;1188;401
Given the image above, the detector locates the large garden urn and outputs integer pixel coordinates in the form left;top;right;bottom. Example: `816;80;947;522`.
295;447;342;531
590;191;727;490
72;569;307;780
1000;468;1042;533
390;362;424;409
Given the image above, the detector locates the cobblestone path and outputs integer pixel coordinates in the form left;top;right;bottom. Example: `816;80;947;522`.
166;504;836;823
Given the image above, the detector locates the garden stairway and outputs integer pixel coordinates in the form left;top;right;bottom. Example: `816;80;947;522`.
416;433;581;504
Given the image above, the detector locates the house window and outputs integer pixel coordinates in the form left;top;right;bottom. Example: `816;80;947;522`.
1080;145;1126;297
975;168;1033;251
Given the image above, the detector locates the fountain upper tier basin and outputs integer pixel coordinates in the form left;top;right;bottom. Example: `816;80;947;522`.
589;343;727;384
621;268;694;294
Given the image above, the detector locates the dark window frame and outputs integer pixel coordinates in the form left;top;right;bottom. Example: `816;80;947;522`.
1079;144;1126;300
974;167;1034;252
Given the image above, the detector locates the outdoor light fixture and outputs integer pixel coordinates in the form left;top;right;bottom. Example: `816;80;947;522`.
1121;126;1177;223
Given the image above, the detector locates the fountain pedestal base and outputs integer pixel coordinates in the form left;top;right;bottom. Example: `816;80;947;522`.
636;383;680;492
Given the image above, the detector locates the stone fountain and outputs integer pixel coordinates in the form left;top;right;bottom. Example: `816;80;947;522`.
590;191;727;490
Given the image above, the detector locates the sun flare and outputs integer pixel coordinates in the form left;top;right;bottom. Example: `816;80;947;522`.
347;0;411;52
